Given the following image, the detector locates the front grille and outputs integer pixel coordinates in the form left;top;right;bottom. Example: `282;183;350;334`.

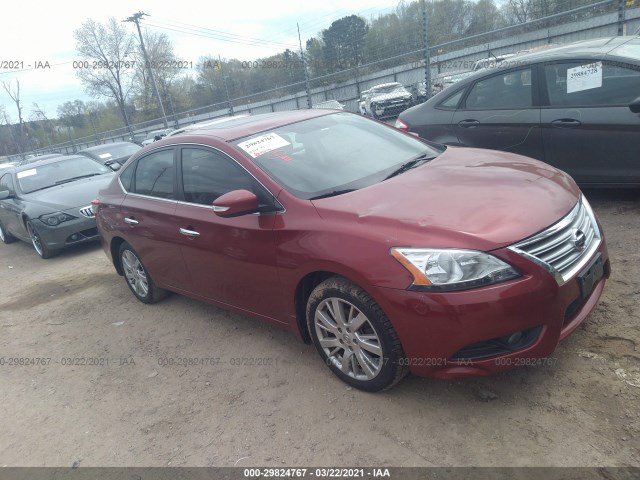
79;205;94;218
509;196;601;285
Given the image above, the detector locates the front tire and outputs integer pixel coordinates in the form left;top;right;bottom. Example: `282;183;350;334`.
119;242;168;304
0;221;16;244
371;103;380;119
26;220;58;259
306;276;408;392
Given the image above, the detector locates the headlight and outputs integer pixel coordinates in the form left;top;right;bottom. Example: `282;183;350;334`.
391;248;520;291
39;212;76;226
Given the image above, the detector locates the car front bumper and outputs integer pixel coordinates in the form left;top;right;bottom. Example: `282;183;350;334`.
372;241;610;379
34;217;99;251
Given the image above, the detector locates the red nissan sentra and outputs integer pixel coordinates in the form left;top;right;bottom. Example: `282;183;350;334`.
94;110;609;391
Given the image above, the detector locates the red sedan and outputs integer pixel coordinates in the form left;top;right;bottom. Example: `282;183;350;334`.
94;110;609;391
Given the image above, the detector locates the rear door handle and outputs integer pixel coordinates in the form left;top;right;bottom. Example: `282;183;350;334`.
124;217;139;225
550;118;582;128
179;227;200;238
457;119;480;128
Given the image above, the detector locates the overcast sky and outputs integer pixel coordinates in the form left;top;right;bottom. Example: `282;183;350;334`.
0;0;400;121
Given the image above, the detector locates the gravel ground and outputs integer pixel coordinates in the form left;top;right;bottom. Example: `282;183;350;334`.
0;189;638;468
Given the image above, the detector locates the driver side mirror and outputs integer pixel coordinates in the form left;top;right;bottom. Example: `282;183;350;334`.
629;96;640;114
212;189;259;218
104;160;121;171
0;190;13;200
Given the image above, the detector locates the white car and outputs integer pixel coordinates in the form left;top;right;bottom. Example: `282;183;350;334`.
364;83;413;119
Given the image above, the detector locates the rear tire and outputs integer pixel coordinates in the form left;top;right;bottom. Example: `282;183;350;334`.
0;221;16;244
306;276;408;392
119;242;168;304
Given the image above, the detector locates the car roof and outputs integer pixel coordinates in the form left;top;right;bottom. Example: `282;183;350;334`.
160;109;335;142
371;82;402;89
79;142;138;153
508;36;639;64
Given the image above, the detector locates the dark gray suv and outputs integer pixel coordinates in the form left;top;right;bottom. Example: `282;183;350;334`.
396;37;640;186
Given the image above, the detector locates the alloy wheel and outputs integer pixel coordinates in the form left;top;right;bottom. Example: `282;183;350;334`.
314;297;384;381
121;249;149;298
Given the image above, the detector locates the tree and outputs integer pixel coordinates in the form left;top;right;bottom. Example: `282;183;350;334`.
467;0;501;35
133;31;182;119
57;100;87;128
74;18;136;134
321;15;368;73
2;79;26;154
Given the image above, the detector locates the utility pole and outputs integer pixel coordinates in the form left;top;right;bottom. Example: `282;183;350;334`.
298;24;313;109
218;55;234;116
421;0;432;101
124;11;168;129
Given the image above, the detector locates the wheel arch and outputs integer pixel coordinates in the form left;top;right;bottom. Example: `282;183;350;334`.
110;236;126;276
293;268;378;344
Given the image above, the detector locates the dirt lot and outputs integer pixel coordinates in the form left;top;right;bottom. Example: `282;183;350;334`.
1;189;639;468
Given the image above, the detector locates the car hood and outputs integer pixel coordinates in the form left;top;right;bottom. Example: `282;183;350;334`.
23;174;115;212
311;147;581;251
370;91;411;101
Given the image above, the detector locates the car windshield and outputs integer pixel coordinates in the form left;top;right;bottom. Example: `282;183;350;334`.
85;143;140;160
17;157;110;194
233;113;443;200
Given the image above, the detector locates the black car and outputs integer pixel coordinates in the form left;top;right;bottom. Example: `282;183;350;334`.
396;36;640;186
78;142;141;168
0;155;115;258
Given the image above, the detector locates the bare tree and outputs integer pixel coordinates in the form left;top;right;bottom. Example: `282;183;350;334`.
1;80;26;154
74;17;136;135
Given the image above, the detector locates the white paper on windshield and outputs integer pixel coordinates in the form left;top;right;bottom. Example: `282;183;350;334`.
17;169;37;179
237;133;290;158
98;153;112;159
567;62;602;93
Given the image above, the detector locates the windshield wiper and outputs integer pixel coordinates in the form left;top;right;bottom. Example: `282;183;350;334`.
309;189;356;200
384;153;435;180
55;173;103;185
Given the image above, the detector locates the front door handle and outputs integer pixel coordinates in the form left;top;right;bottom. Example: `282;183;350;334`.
124;217;139;225
179;227;200;238
458;119;480;128
550;118;582;128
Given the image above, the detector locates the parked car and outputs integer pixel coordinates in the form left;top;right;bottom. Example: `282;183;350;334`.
141;128;174;146
472;53;517;71
364;82;413;119
129;133;147;146
358;89;371;115
94;110;608;391
396;36;640;186
312;100;345;110
78;142;141;168
166;116;249;138
0;155;115;258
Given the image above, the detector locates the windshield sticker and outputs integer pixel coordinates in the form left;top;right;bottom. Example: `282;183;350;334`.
17;168;37;179
237;133;290;158
567;62;602;93
98;153;112;159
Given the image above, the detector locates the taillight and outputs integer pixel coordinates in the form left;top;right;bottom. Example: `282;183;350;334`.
91;199;101;215
394;118;409;132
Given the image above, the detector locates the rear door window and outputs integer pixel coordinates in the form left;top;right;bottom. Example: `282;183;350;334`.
131;149;176;199
543;60;640;107
463;67;533;110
